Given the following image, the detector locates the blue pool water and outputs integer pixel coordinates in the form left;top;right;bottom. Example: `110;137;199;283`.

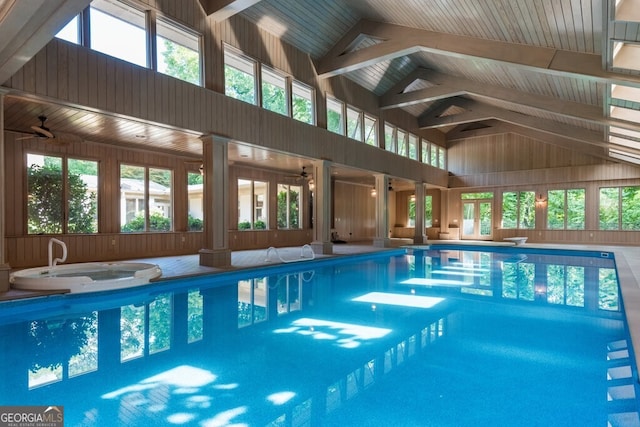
1;246;639;426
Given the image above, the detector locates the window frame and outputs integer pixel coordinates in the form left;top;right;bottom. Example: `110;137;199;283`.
120;164;174;233
326;96;345;135
224;45;258;105
156;16;203;86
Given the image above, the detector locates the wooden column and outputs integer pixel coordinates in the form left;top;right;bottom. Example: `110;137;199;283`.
199;135;231;267
413;182;427;244
310;159;333;254
373;173;390;247
0;90;9;291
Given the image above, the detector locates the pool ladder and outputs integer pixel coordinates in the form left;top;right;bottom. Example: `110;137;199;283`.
265;244;315;263
48;238;68;267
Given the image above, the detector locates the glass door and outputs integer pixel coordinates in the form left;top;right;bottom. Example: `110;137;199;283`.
462;200;493;240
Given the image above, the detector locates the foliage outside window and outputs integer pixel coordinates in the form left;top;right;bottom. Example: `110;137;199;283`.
408;195;433;228
548;189;585;230
224;48;257;104
238;179;268;230
238;278;268;327
90;0;147;67
262;66;288;115
599;186;640;230
347;106;363;141
462;192;493;200
502;191;535;229
27;154;98;235
157;18;201;85
277;184;301;229
397;130;407;156
327;97;344;135
187;172;203;231
292;80;314;125
120;165;173;232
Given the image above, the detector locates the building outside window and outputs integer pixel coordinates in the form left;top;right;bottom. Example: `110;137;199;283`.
187;171;203;231
27;154;98;234
120;165;173;232
237;179;268;229
277;184;302;229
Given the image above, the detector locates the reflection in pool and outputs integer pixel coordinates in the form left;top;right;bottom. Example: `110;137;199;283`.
0;246;637;426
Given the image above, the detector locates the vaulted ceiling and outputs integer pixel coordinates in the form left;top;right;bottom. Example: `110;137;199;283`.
2;0;640;172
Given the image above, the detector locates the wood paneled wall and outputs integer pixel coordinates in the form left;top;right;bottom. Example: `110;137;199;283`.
333;181;376;241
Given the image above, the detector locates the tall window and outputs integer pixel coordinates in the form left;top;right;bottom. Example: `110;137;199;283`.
224;47;257;104
438;146;446;169
364;115;377;146
156;18;201;85
397;130;408;156
262;66;288;115
407;195;433;228
187;171;203;231
277;184;301;229
346;106;363;141
430;144;439;166
292;81;315;125
599;186;640;230
27;154;98;234
502;191;535;229
548;189;585;230
238;179;268;229
327;97;344;135
120;165;172;232
90;0;147;67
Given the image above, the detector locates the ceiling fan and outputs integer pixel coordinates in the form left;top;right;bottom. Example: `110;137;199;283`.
287;166;311;180
15;115;81;145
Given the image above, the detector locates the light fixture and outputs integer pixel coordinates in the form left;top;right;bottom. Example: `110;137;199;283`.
535;193;547;207
308;180;315;191
199;164;204;176
410;194;416;202
371;187;377;197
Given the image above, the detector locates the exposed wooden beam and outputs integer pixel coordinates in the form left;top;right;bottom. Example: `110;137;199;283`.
420;100;606;147
316;20;640;88
198;0;262;21
382;69;640;134
0;0;90;85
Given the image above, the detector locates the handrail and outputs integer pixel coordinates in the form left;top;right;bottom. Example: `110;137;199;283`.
265;244;316;263
48;238;68;267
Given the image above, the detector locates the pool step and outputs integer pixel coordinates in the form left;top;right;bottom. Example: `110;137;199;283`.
607;340;640;427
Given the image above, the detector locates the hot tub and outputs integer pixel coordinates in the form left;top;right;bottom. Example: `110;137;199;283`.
10;262;162;294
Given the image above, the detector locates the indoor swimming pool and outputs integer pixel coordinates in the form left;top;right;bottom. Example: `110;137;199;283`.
0;245;638;426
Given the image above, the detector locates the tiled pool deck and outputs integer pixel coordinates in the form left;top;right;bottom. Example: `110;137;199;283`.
3;240;640;376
